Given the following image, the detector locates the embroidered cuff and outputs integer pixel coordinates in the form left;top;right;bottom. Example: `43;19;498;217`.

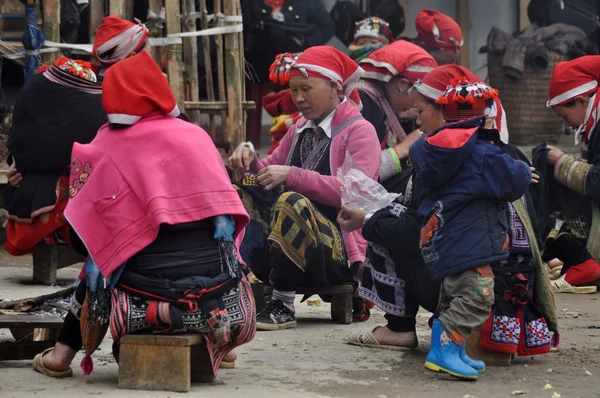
379;148;402;181
554;154;592;196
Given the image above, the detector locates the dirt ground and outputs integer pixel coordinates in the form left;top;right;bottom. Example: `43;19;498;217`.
0;259;599;398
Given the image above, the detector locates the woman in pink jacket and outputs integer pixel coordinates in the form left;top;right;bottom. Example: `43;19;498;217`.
230;46;381;331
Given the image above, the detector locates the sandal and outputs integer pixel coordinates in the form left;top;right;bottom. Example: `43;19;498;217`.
549;266;563;281
33;348;73;378
551;275;597;294
219;360;236;369
344;327;418;351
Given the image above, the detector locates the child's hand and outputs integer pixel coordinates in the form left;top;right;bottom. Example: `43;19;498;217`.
337;206;368;232
530;167;539;184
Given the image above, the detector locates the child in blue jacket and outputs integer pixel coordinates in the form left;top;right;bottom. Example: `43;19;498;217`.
409;77;532;380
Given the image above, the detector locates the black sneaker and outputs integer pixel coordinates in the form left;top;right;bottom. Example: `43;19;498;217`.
256;299;297;331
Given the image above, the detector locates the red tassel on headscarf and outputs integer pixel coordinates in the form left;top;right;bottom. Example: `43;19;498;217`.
436;95;449;105
81;355;94;376
465;92;475;104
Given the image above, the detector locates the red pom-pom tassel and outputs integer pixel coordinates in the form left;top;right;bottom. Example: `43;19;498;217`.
81;355;94;376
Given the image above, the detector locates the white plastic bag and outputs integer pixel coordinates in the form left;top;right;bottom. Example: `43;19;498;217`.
337;151;401;212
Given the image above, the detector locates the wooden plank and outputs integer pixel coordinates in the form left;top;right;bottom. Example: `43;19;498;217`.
0;314;64;328
519;0;531;31
165;0;184;112
120;334;203;347
118;343;191;392
199;0;216;138
456;0;469;68
109;0;132;19
42;0;60;64
224;0;244;146
214;0;228;136
183;0;201;126
89;0;104;43
0;340;56;361
183;100;256;111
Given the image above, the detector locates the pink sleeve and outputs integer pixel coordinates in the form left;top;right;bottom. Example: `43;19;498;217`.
286;121;381;207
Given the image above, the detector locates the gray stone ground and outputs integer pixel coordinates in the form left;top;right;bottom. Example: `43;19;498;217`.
0;255;599;398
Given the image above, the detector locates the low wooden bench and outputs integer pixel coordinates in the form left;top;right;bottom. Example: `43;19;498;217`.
251;282;354;324
118;334;215;392
0;314;63;360
32;244;85;285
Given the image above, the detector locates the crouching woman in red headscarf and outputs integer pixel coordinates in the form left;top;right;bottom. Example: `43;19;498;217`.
230;46;381;331
32;52;255;379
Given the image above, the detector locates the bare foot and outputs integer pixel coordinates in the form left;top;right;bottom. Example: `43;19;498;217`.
223;349;237;363
42;343;77;372
372;326;418;348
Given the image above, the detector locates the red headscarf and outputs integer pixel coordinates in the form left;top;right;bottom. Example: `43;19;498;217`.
289;46;364;109
416;9;463;52
92;15;149;67
548;56;600;150
436;76;498;122
413;65;508;143
102;51;179;125
353;17;394;45
360;40;437;84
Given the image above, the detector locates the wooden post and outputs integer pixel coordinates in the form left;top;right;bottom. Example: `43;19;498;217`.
456;0;469;68
224;0;244;146
519;0;531;31
165;0;184;111
215;0;228;137
148;0;164;66
183;0;200;125
200;0;216;137
0;1;4;84
89;1;104;43
235;0;246;134
42;0;60;64
109;0;132;19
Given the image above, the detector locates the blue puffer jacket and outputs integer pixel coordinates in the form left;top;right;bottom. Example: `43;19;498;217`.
409;118;532;279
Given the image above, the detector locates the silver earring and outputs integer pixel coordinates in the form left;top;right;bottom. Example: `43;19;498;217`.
330;93;334;100
396;89;404;96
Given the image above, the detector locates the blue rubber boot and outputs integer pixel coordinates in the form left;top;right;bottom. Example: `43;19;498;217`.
424;319;479;380
460;343;486;372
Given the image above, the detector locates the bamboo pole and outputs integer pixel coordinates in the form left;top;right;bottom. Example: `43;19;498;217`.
224;0;244;146
235;0;246;135
109;0;132;19
148;0;164;66
89;1;104;43
519;0;531;31
214;0;228;137
42;0;60;64
183;0;201;125
165;0;184;112
456;0;469;68
199;0;215;137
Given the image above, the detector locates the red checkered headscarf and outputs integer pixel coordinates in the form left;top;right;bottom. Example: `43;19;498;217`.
547;56;600;149
413;65;508;142
416;9;463;52
360;40;437;84
289;46;364;109
93;15;149;67
102;52;179;125
436;76;498;122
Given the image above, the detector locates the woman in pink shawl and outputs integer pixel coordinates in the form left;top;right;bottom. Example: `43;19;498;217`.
32;52;255;379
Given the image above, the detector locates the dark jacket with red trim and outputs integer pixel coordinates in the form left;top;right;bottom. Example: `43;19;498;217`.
409;118;532;279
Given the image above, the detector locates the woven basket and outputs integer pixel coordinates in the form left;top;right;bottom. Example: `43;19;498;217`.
487;52;567;145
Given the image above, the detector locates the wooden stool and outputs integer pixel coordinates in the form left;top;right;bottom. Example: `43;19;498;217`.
32;244;85;285
466;328;512;367
118;334;215;392
251;283;354;324
0;314;63;360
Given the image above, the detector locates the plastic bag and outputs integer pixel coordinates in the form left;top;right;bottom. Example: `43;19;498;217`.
337;151;401;212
